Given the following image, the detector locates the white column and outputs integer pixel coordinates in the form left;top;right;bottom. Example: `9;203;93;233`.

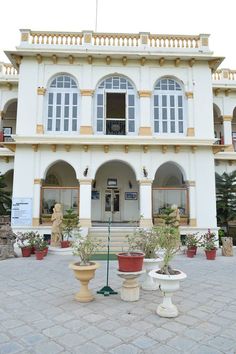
79;179;92;227
139;179;153;227
36;87;46;134
186;92;195;136
138;91;152;136
223;116;233;145
32;179;42;226
187;181;197;227
80;90;94;134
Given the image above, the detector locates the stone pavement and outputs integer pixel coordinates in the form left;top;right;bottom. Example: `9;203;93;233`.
0;249;236;354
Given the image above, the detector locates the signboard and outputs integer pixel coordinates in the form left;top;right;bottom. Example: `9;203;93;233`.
11;198;33;226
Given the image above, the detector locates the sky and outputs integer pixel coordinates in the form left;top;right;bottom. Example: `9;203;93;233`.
0;0;236;69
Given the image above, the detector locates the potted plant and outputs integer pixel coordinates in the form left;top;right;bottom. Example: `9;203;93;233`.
16;232;32;257
27;231;41;254
149;225;187;318
185;233;199;257
126;227;162;290
69;233;103;302
61;209;79;248
201;229;218;260
34;237;48;260
117;251;145;272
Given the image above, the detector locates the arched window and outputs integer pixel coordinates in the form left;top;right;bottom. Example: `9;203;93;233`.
95;76;137;135
153;78;185;134
46;75;79;133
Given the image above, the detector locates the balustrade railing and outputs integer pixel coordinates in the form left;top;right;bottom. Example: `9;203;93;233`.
213;69;236;81
20;30;208;50
0;63;18;76
106;119;126;135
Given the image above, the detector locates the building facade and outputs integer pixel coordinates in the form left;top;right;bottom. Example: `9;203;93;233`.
0;29;235;237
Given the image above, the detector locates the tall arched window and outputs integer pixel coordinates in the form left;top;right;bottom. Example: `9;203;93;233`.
46;75;79;133
95;76;137;135
153;78;185;134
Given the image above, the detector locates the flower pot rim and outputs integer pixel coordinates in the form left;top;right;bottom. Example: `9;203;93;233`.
149;269;187;281
117;252;145;257
69;261;100;271
144;257;163;263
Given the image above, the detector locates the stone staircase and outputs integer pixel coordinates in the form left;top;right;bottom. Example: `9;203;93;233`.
88;226;136;255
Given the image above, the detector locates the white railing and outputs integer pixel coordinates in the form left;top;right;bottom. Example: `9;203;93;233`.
20;29;208;50
0;63;18;76
213;69;236;81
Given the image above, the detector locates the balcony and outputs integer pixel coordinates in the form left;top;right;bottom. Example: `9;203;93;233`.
106;119;126;135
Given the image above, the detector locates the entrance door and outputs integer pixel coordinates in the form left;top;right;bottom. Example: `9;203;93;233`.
104;189;121;222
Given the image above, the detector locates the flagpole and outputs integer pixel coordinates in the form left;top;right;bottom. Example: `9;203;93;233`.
95;0;98;32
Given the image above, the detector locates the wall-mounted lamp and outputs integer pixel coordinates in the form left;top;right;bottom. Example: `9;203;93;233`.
143;166;148;178
92;180;96;189
128;180;132;189
83;166;89;177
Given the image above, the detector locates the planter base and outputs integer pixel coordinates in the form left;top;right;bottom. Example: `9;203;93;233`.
142;258;162;291
117;270;145;302
157;294;178;317
69;262;100;303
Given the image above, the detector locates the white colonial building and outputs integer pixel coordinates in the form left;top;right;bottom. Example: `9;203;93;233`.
1;29;236;243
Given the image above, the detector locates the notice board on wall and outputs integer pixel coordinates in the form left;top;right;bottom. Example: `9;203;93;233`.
11;198;33;226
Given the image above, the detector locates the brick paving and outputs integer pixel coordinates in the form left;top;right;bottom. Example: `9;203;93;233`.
0;249;236;353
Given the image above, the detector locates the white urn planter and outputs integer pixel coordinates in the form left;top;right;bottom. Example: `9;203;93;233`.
142;258;163;291
149;269;187;318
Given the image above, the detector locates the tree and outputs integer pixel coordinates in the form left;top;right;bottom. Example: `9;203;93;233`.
0;173;11;215
215;171;236;235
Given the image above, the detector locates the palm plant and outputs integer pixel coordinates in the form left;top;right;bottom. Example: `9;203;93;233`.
215;171;236;235
0;173;11;215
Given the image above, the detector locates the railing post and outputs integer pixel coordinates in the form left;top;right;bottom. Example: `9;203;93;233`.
139;32;150;46
199;33;210;51
20;29;31;45
82;31;93;45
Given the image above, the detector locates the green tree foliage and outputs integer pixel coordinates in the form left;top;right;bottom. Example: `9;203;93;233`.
0;173;11;215
215;171;236;235
62;208;79;240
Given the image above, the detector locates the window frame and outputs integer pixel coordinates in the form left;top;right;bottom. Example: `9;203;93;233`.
94;76;138;135
45;75;80;134
153;78;186;135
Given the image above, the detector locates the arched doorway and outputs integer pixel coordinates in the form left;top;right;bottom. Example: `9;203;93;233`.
2;100;17;141
152;162;188;225
41;161;79;223
213;103;223;143
92;161;138;223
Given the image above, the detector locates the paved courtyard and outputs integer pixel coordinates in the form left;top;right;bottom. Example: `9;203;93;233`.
0;249;236;354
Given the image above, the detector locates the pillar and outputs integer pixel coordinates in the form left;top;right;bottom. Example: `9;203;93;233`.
32;178;42;226
185;92;195;136
79;90;94;134
223;115;233;150
36;87;46;134
187;180;197;227
139;179;153;227
138;91;152;136
79;179;92;227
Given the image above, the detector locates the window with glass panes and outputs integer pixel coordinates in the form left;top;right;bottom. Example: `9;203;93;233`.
153;79;185;134
95;76;136;134
46;75;79;133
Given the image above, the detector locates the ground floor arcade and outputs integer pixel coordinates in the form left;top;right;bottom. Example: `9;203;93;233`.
9;145;218;235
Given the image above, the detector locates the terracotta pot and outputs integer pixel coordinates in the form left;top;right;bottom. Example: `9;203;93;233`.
186;248;195;258
35;250;44;260
21;247;31;257
61;240;70;248
69;262;100;302
117;252;145;272
205;249;217;260
188;246;197;255
42;247;48;257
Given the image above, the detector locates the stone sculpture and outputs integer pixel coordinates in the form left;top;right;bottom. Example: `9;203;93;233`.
51;203;63;247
